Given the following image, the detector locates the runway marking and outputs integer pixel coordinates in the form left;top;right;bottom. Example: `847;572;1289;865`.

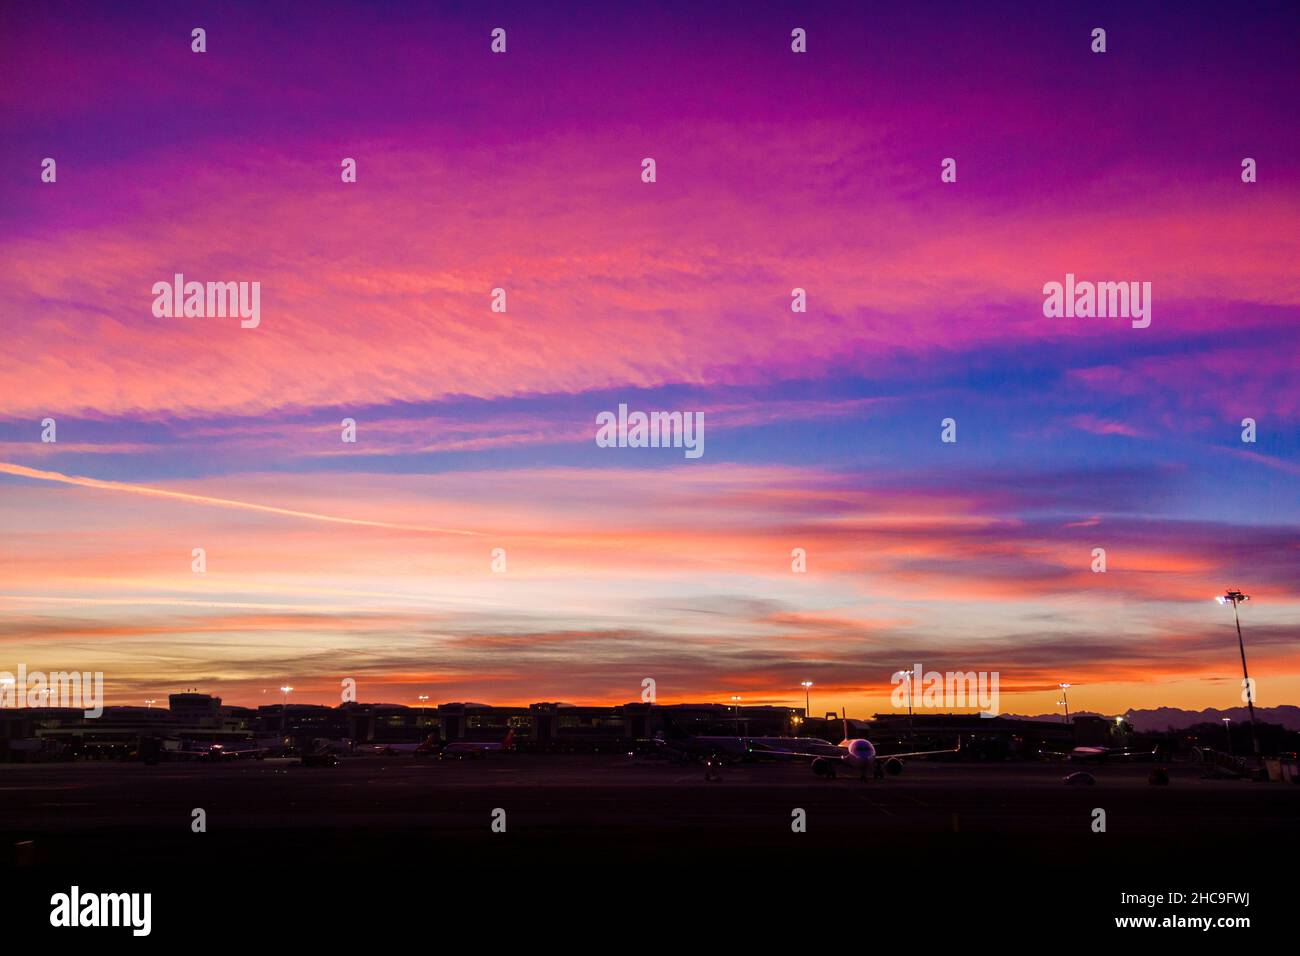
848;788;895;815
895;791;931;809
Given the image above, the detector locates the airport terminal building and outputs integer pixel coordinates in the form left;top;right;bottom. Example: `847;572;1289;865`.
0;692;1119;760
1;694;817;758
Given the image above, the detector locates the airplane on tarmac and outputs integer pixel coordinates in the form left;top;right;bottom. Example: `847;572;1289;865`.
1040;744;1158;764
365;728;517;758
300;738;341;767
439;728;515;758
172;739;269;761
748;717;961;781
367;734;442;756
657;712;959;781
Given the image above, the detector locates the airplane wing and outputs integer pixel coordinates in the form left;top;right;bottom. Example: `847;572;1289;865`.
743;741;844;760
739;737;960;762
878;737;962;761
1042;745;1158;761
1090;746;1158;761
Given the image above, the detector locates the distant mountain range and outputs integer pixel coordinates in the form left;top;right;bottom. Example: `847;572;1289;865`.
1004;705;1300;732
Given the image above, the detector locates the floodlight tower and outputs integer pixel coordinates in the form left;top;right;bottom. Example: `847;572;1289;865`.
280;685;293;736
1217;589;1260;768
901;668;916;745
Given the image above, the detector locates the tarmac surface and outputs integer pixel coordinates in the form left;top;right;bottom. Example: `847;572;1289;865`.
2;754;1292;935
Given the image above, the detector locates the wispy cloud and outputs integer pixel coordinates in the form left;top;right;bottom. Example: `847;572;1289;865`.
0;462;480;535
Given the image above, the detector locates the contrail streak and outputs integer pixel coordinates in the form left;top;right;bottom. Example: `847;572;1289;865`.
0;462;480;535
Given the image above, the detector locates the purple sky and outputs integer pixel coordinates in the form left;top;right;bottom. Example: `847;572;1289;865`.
1;1;1297;714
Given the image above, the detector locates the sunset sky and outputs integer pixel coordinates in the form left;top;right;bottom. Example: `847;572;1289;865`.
1;1;1297;717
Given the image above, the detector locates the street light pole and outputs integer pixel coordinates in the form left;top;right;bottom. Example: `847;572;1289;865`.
1058;683;1071;723
801;681;813;726
1222;717;1232;756
418;694;430;737
280;685;293;737
1218;590;1260;769
902;669;915;746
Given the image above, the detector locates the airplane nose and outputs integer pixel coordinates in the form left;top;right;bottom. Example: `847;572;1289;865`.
850;740;875;760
